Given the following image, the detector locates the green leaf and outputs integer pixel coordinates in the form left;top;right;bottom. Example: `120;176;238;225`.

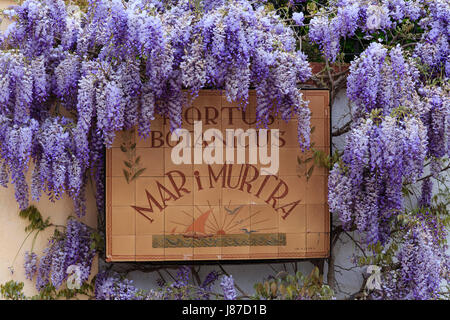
307;2;317;14
124;161;133;169
306;165;315;180
120;145;127;153
19;206;50;232
135;156;141;164
123;169;130;183
131;168;146;181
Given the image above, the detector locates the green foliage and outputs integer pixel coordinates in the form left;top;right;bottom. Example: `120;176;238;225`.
119;130;146;183
0;280;26;300
297;146;340;181
18;205;51;232
253;267;334;300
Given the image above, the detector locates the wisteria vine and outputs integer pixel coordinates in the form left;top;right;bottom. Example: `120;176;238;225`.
323;0;449;300
0;0;312;215
0;0;448;301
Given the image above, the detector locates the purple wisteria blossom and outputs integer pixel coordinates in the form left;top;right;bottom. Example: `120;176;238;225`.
220;275;237;300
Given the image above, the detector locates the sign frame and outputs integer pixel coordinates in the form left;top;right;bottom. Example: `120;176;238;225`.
105;89;331;263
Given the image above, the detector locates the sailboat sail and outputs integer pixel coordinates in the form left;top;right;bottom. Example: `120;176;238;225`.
185;209;212;234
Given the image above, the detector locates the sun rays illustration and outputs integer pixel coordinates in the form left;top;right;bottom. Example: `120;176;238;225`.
168;199;278;238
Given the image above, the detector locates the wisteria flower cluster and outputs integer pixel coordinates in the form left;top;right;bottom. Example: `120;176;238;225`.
328;112;428;244
95;271;145;300
308;0;449;66
31;219;96;292
0;0;312;215
94;267;223;300
220;275;237;300
346;43;422;118
371;214;450;300
323;1;449;299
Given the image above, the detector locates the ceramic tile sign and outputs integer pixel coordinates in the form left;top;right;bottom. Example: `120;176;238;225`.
106;90;330;261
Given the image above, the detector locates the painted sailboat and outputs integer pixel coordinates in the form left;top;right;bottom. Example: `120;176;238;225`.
182;209;215;239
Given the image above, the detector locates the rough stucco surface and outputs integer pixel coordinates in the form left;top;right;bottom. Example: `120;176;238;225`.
0;1;98;297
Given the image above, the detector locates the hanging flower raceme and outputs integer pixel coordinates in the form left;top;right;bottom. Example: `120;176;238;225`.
413;0;450;78
307;0;428;62
347;43;423;118
24;251;38;281
379;215;449;300
95;271;143;300
220;275;237;300
0;0;313;215
33;219;96;292
418;84;450;176
1;0;67;58
329;112;428;245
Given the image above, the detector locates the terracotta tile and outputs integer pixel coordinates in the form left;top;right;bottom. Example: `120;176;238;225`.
221;233;250;260
164;205;194;261
200;133;226;167
164;205;194;236
111;148;129;177
111;236;135;257
111;206;135;236
278;204;306;234
306;204;329;233
278;120;300;148
297;147;330;176
162;175;194;206
112;129;135;148
195;162;227;179
193;234;222;260
220;203;251;259
193;203;225;260
136;235;164;258
135;177;166;210
165;123;194;150
250;174;284;205
164;147;193;177
255;118;281;150
106;90;330;262
111;177;135;207
306;232;329;255
310;118;327;147
137;129;167;148
138;147;164;176
306;95;328;119
136;116;165;148
135;206;164;235
250;205;278;234
192;205;223;236
278;233;307;258
222;185;250;206
193;182;222;206
306;176;327;204
275;176;305;206
164;248;194;261
279;148;305;176
249;244;278;259
221;116;250;134
224;150;258;173
222;204;250;235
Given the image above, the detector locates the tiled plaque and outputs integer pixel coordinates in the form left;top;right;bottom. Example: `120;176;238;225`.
106;90;330;261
